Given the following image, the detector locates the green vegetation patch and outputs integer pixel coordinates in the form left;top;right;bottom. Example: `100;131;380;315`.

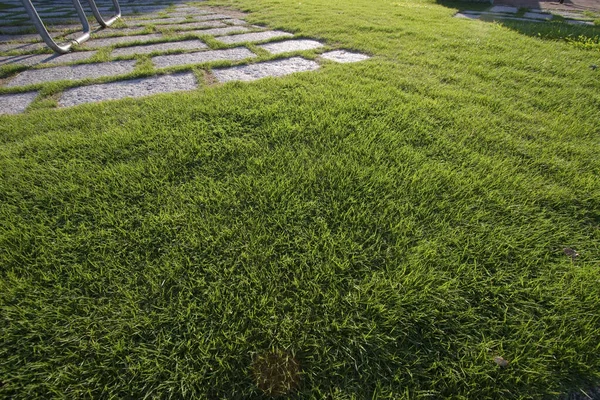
1;0;599;398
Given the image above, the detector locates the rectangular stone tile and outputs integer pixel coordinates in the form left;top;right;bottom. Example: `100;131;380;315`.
196;14;235;21
0;41;46;53
321;50;370;63
82;33;164;48
59;72;197;107
0;26;36;35
0;91;38;115
216;30;294;45
154;21;228;31
0;33;41;42
258;39;324;55
6;60;136;87
111;39;207;57
489;6;518;13
153;47;255;68
523;12;552;20
222;18;248;26
179;26;251;37
132;17;191;25
0;51;96;66
213;57;319;82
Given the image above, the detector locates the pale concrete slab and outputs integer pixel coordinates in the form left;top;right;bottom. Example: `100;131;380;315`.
213;57;319;82
153;47;255;68
216;30;294;45
565;19;594;25
0;51;96;66
111;40;207;57
158;21;228;30
0;33;41;42
222;18;250;26
489;6;518;13
454;12;481;19
59;72;197;107
321;50;370;63
0;42;46;52
0;91;38;115
258;39;324;54
196;14;235;21
6;60;136;87
523;12;552;20
82;33;164;48
180;26;251;37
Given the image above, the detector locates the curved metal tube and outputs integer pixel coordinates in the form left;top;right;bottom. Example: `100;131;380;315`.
20;0;91;54
87;0;121;28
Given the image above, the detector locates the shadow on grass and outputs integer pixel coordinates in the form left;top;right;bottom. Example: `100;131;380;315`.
438;0;599;49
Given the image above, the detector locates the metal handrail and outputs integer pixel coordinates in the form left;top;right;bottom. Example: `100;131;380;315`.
19;0;121;54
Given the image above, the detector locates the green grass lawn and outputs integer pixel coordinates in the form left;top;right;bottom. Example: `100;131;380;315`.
1;0;600;398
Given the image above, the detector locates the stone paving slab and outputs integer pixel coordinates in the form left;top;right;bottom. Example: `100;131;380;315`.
0;91;38;115
0;42;46;53
156;21;228;31
213;57;319;82
111;39;208;57
59;72;197;107
0;33;41;43
82;33;164;48
153;47;256;68
6;60;137;87
258;39;324;55
216;30;294;45
0;51;96;67
222;18;250;26
566;19;595;25
489;6;518;13
321;50;371;63
523;12;552;20
455;12;481;19
180;26;252;37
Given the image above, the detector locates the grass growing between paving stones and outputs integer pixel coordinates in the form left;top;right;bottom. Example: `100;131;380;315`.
1;0;600;398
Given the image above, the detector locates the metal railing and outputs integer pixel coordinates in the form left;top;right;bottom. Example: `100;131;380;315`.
20;0;121;54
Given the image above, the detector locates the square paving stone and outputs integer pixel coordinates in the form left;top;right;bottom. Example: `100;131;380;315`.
59;72;197;107
0;33;41;42
213;57;319;82
0;51;96;66
0;42;46;53
0;91;38;115
216;30;294;45
82;33;164;48
489;6;518;13
320;50;371;63
6;60;136;87
258;39;324;54
111;39;207;57
153;47;255;68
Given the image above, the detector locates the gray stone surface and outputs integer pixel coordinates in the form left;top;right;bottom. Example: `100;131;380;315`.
0;92;38;115
82;33;163;48
213;57;319;82
7;60;136;87
111;39;207;57
0;51;96;66
0;33;41;43
196;14;235;21
258;39;324;54
489;6;518;13
222;18;250;26
180;26;251;37
565;19;594;25
320;50;370;63
59;72;197;107
216;30;294;44
131;17;191;25
158;21;228;30
153;47;255;68
523;12;552;20
0;26;36;35
0;42;45;53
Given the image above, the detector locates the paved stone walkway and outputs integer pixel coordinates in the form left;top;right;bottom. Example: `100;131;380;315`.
0;0;371;115
454;4;597;24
